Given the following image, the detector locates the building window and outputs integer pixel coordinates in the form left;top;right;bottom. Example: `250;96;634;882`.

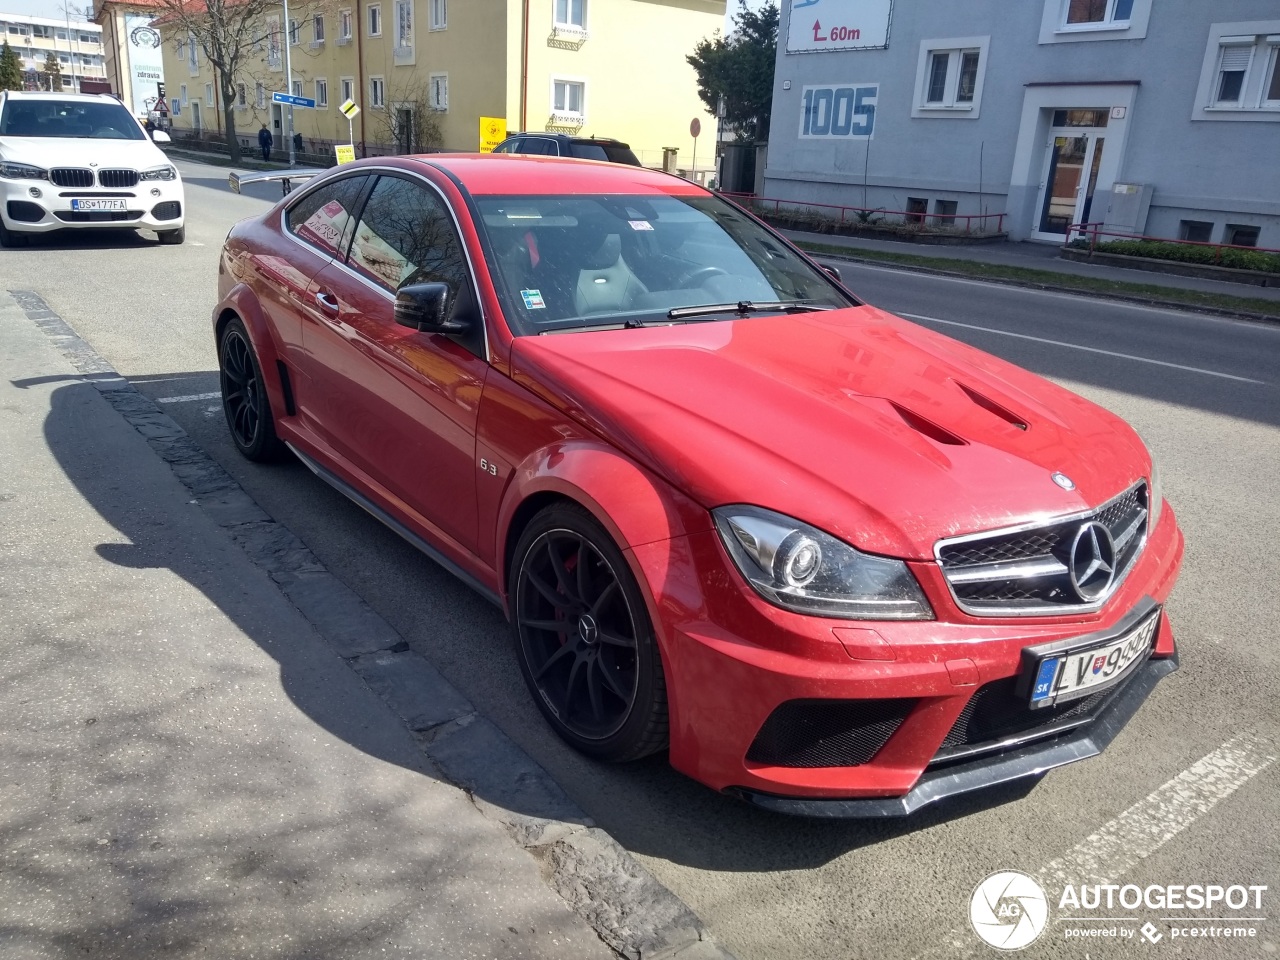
288;18;299;44
912;37;989;117
187;31;198;71
1225;224;1260;247
205;82;214;106
341;77;355;105
933;199;959;226
1179;220;1214;243
1040;0;1150;43
370;75;385;108
237;82;246;107
339;9;352;40
429;72;447;110
292;79;303;97
906;198;928;224
1064;0;1133;28
313;15;324;42
395;0;413;48
315;78;328;106
368;4;381;36
429;0;446;30
552;78;585;118
555;0;585;29
256;81;265;108
267;18;281;66
1194;25;1280;119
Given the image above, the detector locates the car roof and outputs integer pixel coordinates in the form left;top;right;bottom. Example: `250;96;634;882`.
1;91;121;103
503;132;631;147
370;153;705;196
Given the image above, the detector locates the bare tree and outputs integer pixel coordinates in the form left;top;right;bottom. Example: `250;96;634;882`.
154;0;325;162
364;75;445;155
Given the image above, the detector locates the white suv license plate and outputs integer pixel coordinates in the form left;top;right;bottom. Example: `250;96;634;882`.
71;199;127;212
1028;612;1160;708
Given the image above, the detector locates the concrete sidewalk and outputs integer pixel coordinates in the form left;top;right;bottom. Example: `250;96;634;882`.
0;297;618;958
780;228;1280;304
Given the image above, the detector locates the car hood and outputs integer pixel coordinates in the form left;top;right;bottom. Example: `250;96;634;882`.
510;306;1149;559
0;137;172;170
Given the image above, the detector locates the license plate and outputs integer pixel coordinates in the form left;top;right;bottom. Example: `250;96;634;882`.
71;199;127;212
1026;610;1160;709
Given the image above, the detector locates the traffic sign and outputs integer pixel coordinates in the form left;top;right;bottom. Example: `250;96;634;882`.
690;118;701;138
339;98;360;119
272;92;316;108
478;116;506;152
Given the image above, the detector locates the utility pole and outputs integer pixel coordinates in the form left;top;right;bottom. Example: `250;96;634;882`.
282;0;295;166
60;2;79;93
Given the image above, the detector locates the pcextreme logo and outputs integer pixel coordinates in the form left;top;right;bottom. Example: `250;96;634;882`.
970;871;1050;950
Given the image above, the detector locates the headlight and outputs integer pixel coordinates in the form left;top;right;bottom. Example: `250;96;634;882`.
713;505;934;620
0;161;48;180
139;165;177;181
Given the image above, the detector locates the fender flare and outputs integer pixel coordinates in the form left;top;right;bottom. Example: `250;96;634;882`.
213;284;287;414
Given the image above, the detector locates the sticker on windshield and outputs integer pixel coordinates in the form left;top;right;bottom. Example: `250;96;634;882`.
628;220;654;231
520;289;546;310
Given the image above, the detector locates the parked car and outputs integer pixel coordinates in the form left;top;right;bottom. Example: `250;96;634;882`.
492;133;641;165
217;155;1183;816
0;91;185;247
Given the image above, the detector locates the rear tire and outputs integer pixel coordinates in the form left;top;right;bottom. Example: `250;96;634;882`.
509;502;668;762
157;226;185;245
218;317;287;462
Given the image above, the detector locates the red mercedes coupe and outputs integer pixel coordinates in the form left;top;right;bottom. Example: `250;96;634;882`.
217;156;1182;816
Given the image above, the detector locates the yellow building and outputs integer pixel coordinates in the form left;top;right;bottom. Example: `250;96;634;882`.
157;0;725;174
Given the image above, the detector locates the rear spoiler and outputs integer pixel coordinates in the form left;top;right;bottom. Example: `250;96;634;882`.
228;168;328;196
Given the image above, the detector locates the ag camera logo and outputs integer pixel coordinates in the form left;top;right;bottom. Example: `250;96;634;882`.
970;871;1049;950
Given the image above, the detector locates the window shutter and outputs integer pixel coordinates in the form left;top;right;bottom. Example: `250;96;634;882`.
1219;46;1252;71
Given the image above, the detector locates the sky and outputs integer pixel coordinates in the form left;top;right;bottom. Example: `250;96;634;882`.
1;1;93;22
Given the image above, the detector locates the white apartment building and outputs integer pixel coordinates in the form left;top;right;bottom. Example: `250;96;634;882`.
0;12;106;93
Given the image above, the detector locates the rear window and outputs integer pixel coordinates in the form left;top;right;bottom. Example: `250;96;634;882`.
569;142;640;166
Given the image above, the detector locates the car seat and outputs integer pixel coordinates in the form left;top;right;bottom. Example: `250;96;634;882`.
574;232;648;316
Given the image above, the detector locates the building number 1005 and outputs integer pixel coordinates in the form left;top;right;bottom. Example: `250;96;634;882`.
799;84;878;140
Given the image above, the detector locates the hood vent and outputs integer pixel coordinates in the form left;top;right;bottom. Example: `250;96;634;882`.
956;382;1029;431
890;402;966;446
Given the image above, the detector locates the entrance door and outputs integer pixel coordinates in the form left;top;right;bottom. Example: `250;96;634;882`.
1033;110;1109;242
191;100;201;133
271;103;284;138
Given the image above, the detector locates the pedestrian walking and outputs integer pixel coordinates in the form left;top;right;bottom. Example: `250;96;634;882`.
258;124;273;162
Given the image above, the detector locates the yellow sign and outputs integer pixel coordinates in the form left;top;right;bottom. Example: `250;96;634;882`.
335;144;356;165
339;98;361;120
479;116;507;153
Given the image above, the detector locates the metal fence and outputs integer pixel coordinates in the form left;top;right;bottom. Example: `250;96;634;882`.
719;191;1007;236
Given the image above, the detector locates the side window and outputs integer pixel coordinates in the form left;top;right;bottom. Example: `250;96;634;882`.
286;176;367;257
348;175;470;296
520;137;558;156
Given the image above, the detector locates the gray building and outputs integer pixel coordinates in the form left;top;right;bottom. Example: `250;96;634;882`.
762;0;1280;246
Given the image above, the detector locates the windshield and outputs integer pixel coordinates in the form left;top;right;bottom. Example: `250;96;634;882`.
476;193;856;334
0;99;146;140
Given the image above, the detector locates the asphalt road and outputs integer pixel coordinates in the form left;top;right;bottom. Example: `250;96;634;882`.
4;157;1277;960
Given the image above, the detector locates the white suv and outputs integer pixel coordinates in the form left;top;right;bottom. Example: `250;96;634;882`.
0;91;185;247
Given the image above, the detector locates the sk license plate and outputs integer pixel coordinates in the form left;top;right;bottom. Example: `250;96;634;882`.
1027;611;1160;709
71;199;127;211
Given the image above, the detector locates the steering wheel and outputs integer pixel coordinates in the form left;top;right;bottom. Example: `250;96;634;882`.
92;127;123;138
677;266;728;288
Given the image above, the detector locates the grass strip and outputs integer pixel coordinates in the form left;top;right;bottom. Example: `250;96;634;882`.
794;241;1280;320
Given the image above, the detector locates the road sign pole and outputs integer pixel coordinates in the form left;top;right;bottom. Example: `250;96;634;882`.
283;0;296;167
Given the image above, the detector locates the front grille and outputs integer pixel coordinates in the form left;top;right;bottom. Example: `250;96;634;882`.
99;168;138;188
747;698;915;768
937;481;1149;615
932;669;1136;766
54;210;141;222
6;200;44;222
50;167;93;188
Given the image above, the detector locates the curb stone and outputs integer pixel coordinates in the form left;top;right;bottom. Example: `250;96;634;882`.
11;288;736;960
798;246;1280;326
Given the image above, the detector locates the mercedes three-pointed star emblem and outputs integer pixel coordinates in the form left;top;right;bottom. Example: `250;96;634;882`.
1068;521;1116;601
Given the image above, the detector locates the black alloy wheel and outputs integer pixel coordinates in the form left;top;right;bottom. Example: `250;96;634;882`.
219;318;286;462
511;504;668;762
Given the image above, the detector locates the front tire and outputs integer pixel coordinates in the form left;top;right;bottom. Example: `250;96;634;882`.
218;318;286;462
0;220;29;248
509;503;668;762
157;226;185;245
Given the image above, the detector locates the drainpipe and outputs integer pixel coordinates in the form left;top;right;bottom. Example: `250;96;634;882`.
355;0;366;155
520;0;528;131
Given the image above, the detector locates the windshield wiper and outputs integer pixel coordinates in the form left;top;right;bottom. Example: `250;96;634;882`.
666;300;832;321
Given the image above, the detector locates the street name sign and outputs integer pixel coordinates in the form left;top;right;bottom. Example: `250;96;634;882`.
272;92;316;108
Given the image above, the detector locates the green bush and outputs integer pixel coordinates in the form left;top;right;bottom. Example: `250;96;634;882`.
1092;239;1280;274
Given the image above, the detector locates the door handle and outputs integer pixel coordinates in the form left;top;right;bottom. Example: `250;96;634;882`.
314;290;340;314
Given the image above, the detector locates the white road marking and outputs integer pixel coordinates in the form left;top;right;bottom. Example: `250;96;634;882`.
156;391;222;404
188;241;206;247
1038;733;1275;888
917;734;1276;959
901;312;1268;385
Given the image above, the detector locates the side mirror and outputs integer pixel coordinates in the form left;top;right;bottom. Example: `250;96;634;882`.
821;264;841;282
394;282;468;334
152;129;172;143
